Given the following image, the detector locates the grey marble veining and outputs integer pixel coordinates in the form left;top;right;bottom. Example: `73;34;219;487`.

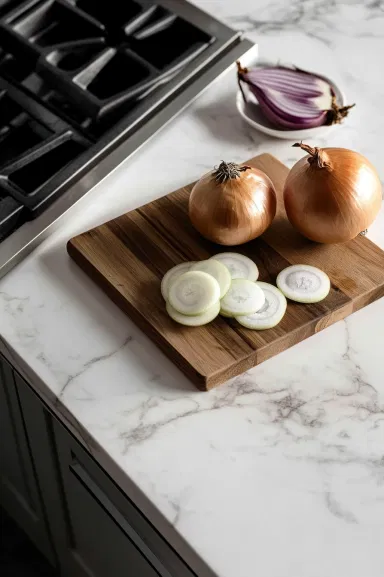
1;1;384;576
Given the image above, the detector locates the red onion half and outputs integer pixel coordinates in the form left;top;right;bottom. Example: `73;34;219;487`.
237;63;355;130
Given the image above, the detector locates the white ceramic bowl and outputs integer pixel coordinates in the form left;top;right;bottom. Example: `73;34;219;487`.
236;65;346;140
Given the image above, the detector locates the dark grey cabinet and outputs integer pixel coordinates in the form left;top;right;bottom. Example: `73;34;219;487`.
15;370;87;576
53;420;195;577
0;353;196;577
0;356;55;565
55;450;159;577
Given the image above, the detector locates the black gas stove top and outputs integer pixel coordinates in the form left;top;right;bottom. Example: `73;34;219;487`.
0;0;254;276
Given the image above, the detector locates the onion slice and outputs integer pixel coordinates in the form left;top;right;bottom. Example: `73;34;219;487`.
276;265;330;303
166;301;220;327
161;262;196;300
236;282;287;329
220;279;265;316
168;271;220;316
190;259;231;298
210;252;259;281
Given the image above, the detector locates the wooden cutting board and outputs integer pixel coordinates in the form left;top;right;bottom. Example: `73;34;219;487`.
68;154;384;390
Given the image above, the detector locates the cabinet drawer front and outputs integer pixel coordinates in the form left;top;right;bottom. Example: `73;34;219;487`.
67;459;160;577
54;421;196;577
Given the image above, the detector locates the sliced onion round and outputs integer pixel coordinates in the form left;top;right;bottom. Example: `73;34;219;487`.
166;301;220;326
190;259;231;298
168;271;220;316
210;252;259;281
220;279;265;316
161;262;196;300
276;264;330;303
236;282;287;329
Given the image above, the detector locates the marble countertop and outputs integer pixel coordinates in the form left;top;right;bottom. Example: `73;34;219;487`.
1;1;384;576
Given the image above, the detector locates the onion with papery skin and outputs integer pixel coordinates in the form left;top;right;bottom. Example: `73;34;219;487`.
284;143;382;243
189;161;277;245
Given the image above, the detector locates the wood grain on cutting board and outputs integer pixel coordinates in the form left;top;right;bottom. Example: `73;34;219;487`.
68;154;384;390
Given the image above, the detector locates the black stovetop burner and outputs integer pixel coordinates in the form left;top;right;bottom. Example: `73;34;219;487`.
0;0;254;276
0;0;216;238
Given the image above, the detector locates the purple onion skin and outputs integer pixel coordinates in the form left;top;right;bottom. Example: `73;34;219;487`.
245;69;325;98
239;65;331;130
249;85;327;129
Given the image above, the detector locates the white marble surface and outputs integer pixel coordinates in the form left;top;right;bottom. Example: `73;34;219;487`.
1;1;384;576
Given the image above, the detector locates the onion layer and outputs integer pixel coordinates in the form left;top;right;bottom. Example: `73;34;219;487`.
189;161;277;245
237;62;355;130
284;143;382;243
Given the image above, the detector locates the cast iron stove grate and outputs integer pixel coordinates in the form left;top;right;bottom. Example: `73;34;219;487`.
0;0;254;276
0;0;217;240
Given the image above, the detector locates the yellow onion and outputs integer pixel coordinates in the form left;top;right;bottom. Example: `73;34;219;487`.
284;143;382;243
189;161;277;245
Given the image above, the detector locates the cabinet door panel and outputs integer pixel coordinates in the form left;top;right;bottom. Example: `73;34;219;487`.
16;372;69;572
68;459;160;577
14;367;93;577
0;356;55;565
53;417;162;577
53;419;195;577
